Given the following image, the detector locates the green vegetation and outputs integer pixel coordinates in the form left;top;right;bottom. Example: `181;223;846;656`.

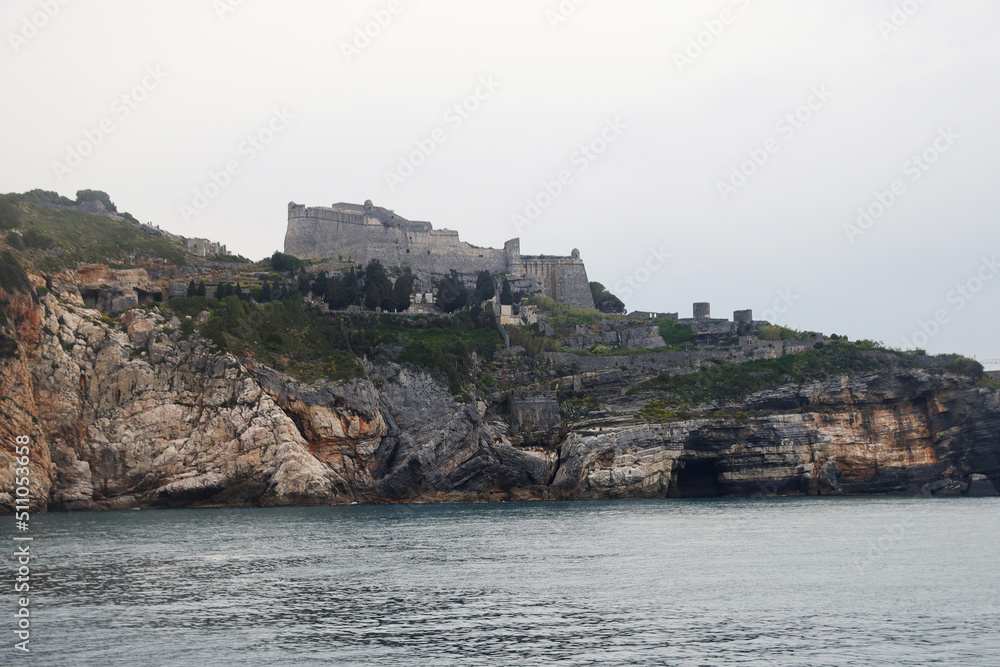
0;251;32;294
3;193;186;270
436;269;469;313
758;324;812;341
269;251;304;274
937;354;984;380
590;281;625;314
657;318;694;347
631;342;911;407
164;295;502;391
507;324;560;355
637;400;689;424
978;375;1000;391
0;196;20;230
475;270;496;302
75;189;117;212
560;396;599;423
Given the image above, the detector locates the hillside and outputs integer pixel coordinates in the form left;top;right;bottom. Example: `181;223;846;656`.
1;189;998;511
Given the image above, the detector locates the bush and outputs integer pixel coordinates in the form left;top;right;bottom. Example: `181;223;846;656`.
0;251;32;294
633;341;898;407
0;196;20;230
270;251;304;274
22;229;54;249
758;324;811;342
938;354;984;380
506;324;560;355
5;231;24;249
75;190;117;212
657;319;694;347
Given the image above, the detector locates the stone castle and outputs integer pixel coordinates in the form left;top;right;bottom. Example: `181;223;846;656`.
284;201;595;308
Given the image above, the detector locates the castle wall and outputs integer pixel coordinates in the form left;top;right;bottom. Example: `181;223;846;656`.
521;258;595;309
285;202;595;308
285;203;509;275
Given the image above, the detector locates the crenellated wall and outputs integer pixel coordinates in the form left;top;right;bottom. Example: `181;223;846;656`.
284;202;596;308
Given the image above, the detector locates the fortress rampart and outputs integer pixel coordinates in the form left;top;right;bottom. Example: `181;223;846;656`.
284;201;595;308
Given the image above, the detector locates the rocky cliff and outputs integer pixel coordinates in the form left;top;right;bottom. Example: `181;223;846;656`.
2;278;999;513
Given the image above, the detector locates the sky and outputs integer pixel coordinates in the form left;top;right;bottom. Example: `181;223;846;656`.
2;0;998;362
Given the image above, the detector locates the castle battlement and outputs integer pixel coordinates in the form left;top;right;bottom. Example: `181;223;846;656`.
284;200;595;308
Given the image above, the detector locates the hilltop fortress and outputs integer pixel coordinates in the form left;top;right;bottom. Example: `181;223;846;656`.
284;201;596;308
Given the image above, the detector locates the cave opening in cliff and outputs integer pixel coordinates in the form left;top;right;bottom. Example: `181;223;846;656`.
672;458;724;498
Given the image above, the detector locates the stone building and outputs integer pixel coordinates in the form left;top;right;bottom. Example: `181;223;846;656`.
284;201;595;308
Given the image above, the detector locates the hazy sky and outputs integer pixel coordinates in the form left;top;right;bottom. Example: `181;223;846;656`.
2;1;998;362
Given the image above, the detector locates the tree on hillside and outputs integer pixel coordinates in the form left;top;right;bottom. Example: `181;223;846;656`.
187;280;197;297
474;270;495;302
499;278;515;306
362;260;393;310
197;280;207;297
270;251;303;274
591;282;626;314
392;268;415;312
436;270;469;313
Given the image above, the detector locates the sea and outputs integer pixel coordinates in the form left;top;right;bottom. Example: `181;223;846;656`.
11;497;1000;665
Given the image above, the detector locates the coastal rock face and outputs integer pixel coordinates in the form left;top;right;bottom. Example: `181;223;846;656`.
1;286;998;512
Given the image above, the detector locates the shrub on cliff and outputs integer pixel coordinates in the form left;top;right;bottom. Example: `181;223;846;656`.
632;341;897;407
0;196;20;230
75;189;117;212
0;251;32;294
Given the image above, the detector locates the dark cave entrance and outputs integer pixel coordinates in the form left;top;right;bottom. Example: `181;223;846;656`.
671;458;724;498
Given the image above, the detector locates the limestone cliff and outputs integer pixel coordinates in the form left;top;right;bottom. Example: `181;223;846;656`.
1;281;998;513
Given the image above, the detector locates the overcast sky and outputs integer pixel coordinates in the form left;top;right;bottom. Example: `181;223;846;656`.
2;0;998;362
